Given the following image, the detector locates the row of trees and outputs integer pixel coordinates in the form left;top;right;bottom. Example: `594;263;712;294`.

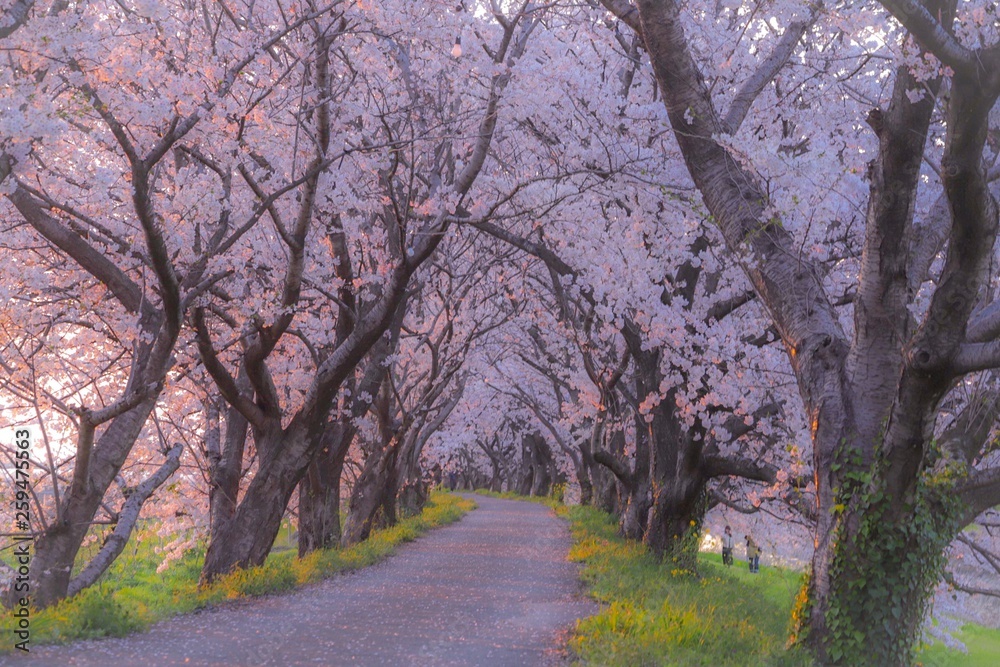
0;0;541;601
3;1;1000;665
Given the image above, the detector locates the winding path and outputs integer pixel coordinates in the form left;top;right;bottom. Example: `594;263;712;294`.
13;495;594;666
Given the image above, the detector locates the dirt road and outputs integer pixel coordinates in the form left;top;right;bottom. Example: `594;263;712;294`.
13;495;594;666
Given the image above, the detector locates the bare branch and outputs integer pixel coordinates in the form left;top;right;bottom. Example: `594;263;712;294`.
942;570;1000;599
956;532;1000;577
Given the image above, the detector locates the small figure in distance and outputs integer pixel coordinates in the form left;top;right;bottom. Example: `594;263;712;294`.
721;525;734;566
745;534;761;573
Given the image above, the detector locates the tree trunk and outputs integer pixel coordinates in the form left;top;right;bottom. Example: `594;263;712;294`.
620;409;652;541
575;456;594;506
593;426;624;514
644;472;707;571
297;299;406;555
397;479;428;517
645;419;709;570
620;487;650;541
297;423;352;556
207;389;249;552
803;482;960;667
395;428;435;518
27;400;157;608
201;423;312;583
528;432;553;497
341;438;402;547
515;433;534;495
620;325;708;558
641;381;708;569
489;458;503;492
591;459;617;513
393;383;462;517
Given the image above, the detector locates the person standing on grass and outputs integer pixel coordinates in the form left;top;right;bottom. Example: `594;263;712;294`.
745;534;761;573
721;526;734;566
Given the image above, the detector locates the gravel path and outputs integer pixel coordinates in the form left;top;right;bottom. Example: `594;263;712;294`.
11;495;594;666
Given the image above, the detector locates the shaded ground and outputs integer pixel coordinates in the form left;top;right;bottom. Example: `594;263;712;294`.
11;495;594;666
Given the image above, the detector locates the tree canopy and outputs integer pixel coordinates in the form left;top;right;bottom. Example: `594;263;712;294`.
3;1;1000;664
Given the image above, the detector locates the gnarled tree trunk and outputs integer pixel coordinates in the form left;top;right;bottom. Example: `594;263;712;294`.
297;422;352;556
341;437;402;546
201;422;314;582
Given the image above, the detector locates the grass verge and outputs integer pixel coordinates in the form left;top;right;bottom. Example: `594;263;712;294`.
559;503;1000;667
469;488;562;508
4;491;473;649
560;504;809;666
917;622;1000;667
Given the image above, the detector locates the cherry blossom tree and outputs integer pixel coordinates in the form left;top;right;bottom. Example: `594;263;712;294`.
0;0;320;607
4;5;999;660
192;0;545;580
601;0;1000;661
455;14;805;558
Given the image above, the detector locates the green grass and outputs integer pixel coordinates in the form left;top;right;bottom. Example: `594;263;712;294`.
3;491;473;649
916;623;1000;667
559;504;1000;667
561;504;810;666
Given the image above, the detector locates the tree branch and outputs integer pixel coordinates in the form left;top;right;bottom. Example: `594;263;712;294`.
967;299;1000;343
66;443;183;596
599;0;643;41
193;308;267;428
6;178;145;316
877;0;983;76
593;449;633;489
952;341;1000;375
957;467;1000;526
942;570;1000;599
721;3;821;135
